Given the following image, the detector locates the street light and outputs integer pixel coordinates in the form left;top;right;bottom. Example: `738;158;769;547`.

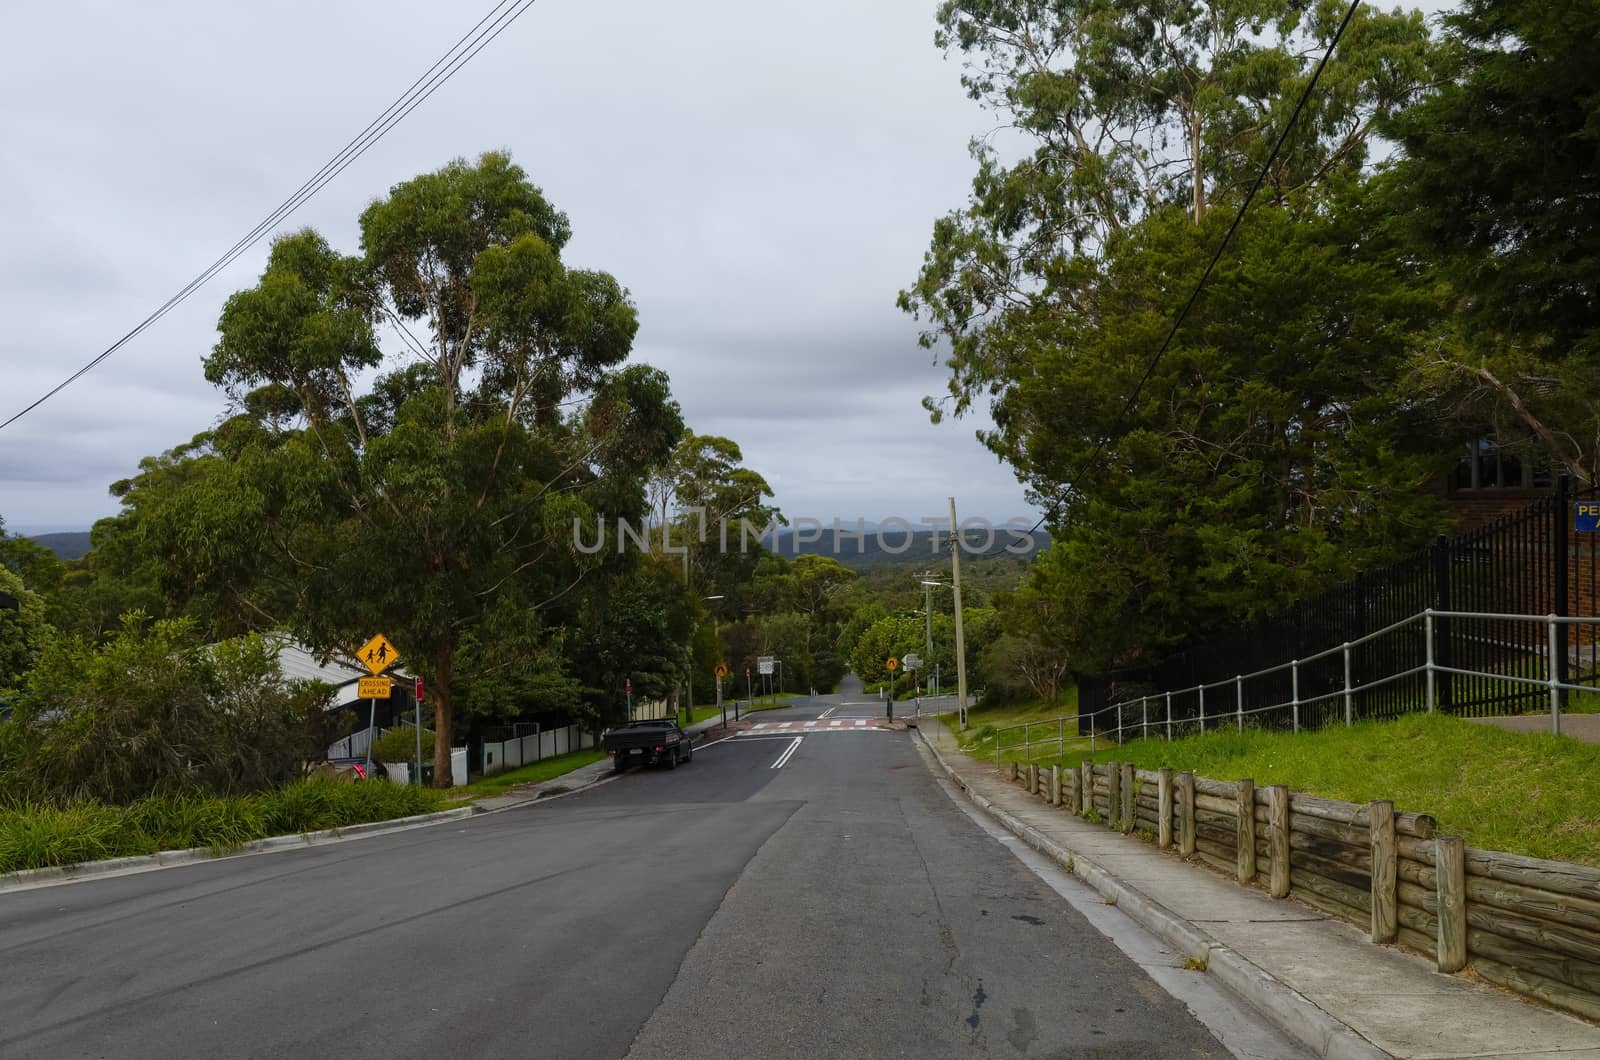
687;594;725;727
918;577;945;698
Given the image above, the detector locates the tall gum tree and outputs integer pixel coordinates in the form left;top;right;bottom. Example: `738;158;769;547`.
193;152;681;784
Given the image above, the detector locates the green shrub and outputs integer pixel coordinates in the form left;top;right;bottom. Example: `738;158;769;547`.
371;727;433;764
8;617;333;803
0;801;150;872
0;781;443;874
129;794;267;853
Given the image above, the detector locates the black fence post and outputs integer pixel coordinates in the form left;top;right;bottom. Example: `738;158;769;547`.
1431;534;1454;712
1556;473;1571;706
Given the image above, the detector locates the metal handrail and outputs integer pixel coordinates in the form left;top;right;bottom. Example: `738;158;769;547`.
985;608;1596;764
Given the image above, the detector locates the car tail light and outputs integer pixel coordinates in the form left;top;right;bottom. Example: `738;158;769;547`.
655;745;664;752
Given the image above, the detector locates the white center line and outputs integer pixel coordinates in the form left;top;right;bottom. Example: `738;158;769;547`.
770;736;803;769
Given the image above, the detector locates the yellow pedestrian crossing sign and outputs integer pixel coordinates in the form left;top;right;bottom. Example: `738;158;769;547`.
358;676;393;699
358;634;400;675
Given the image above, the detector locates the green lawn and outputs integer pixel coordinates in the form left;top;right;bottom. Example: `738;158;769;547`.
449;749;606;800
1041;713;1600;865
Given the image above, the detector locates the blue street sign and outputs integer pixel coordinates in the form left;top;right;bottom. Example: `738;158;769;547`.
1577;502;1600;533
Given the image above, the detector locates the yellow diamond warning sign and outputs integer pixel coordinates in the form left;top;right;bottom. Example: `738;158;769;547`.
357;634;399;675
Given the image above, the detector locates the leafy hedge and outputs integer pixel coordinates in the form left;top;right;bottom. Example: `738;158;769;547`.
0;780;443;875
371;726;434;764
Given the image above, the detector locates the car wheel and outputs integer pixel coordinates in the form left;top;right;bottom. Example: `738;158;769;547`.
666;748;678;770
684;741;692;762
612;757;627;773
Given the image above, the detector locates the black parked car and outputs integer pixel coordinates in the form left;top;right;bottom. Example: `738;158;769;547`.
601;719;693;772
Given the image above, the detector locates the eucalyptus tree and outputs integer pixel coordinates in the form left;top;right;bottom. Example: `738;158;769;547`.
142;153;680;784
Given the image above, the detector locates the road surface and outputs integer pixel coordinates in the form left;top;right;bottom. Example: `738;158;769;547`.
0;678;1297;1058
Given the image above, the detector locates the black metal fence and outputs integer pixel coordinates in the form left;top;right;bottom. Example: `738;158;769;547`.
1080;478;1600;733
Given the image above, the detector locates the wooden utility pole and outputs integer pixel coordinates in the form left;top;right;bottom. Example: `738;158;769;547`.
948;496;969;729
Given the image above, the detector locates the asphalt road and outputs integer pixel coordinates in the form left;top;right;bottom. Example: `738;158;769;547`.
0;679;1289;1058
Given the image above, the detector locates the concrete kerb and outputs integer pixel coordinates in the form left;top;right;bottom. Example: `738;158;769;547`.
0;806;479;895
3;717;730;894
916;727;1388;1060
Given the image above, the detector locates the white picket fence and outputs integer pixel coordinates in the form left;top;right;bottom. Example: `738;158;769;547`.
327;725;376;760
480;723;595;777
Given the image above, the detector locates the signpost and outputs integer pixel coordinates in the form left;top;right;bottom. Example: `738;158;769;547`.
413;675;425;788
626;677;633;718
758;656;775;706
902;653;921;717
715;663;729;725
355;634;400;775
886;656;898;720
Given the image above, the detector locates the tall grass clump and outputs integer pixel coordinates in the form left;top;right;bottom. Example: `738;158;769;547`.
0;781;444;875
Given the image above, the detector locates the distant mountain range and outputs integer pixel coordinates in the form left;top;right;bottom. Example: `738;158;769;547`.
26;532;93;560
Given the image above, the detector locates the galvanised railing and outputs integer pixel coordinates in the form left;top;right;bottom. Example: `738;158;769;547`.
992;609;1597;766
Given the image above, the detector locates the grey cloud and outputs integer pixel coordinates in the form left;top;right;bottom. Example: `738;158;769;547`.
0;0;1037;527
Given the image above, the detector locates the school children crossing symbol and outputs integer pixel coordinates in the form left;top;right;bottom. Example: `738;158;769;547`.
358;634;400;674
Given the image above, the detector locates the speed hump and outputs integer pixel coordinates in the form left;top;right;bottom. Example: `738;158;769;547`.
886;657;898;671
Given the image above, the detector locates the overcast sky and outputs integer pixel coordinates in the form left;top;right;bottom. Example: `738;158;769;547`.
0;0;1456;534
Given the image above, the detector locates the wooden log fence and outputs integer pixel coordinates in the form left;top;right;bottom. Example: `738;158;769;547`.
995;746;1600;1022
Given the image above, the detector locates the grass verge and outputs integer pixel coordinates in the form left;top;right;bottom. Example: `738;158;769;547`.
0;780;444;875
943;690;1080;761
1048;713;1600;865
448;749;607;800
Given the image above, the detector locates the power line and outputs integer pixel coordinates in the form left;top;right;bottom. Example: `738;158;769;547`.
1028;0;1363;536
0;0;542;433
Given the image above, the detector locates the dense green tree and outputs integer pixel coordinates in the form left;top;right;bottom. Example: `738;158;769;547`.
572;557;695;724
1381;0;1600;482
988;551;1075;702
648;430;781;615
0;567;51;696
129;153;681;784
903;1;1449;669
5;617;325;802
0;517;66;599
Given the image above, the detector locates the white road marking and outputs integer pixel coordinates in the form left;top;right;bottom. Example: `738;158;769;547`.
818;706;837;719
770;736;803;769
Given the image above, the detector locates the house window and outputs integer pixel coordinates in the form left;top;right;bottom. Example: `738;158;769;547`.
1454;437;1552;490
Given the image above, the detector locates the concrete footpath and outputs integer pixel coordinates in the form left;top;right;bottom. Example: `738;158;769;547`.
918;722;1600;1060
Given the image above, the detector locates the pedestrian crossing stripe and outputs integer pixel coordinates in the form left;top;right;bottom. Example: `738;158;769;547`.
744;719;889;733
